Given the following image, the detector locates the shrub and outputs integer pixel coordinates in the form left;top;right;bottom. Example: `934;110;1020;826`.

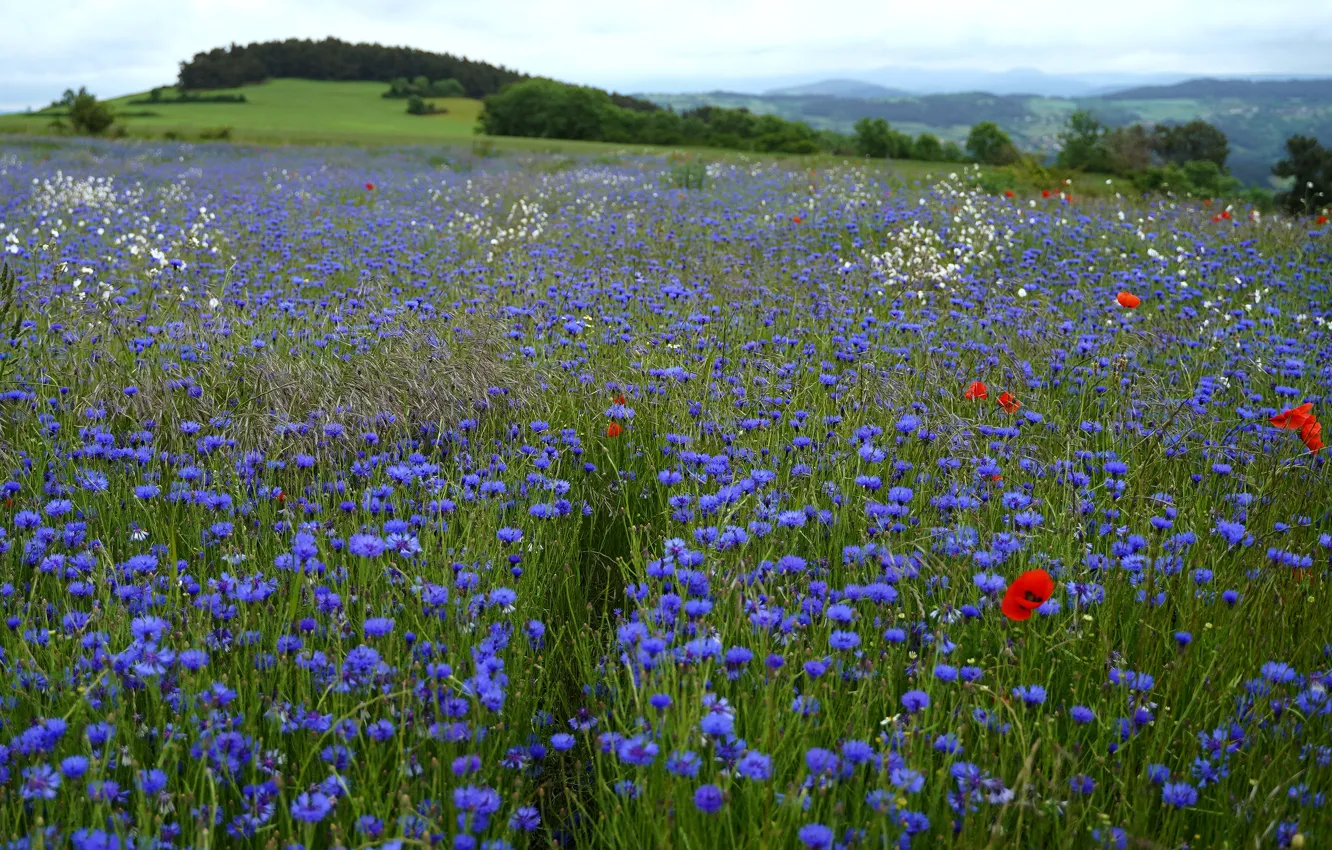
1153;120;1229;170
67;91;114;135
1131;160;1240;197
966;122;1019;165
912;133;943;162
1272;134;1332;216
1056;110;1112;172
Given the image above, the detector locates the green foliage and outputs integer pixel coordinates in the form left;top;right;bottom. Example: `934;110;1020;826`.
384;76;465;99
177;37;526;97
1103;124;1154;175
480;79;835;155
1272;134;1332;215
966;121;1019;165
479;79;615;141
912;133;943;162
853;118;889;158
128;90;247;105
1153;120;1229;169
1056;110;1112;172
852;118;924;160
50;87;89;109
66;91;115;136
197;126;232;140
1130;159;1241;197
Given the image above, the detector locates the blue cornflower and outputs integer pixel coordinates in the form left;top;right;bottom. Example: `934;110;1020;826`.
21;764;60;800
900;690;930;713
693;784;724;814
829;630;861;651
363;617;394;638
616;735;659;767
1213;520;1247;547
736;750;772;781
797;823;834;850
60;756;89;779
509;806;540;831
290;791;334;822
1161;782;1198;807
665;750;701;778
1070;705;1096;724
891;767;925;793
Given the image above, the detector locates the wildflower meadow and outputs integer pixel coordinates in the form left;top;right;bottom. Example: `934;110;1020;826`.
0;139;1328;849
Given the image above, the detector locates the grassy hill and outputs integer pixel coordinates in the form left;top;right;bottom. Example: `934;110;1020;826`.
646;83;1332;186
0;79;486;145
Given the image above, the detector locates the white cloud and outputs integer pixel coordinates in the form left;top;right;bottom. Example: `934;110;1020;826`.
1;0;1328;110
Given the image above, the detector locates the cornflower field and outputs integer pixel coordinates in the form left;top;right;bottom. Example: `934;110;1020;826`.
0;139;1329;850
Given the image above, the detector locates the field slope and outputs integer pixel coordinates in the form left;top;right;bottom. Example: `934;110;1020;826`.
0;79;485;145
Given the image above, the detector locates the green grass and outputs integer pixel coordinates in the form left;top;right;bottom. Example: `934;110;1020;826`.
0;79;1127;202
0;79;485;144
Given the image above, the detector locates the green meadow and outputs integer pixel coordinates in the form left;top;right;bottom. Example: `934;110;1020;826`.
0;79;483;145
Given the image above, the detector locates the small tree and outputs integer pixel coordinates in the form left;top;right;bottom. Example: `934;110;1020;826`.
67;91;115;135
966;122;1018;165
429;78;465;98
1272;135;1332;216
940;140;965;162
1103;124;1153;175
1153;120;1229;170
406;95;427;115
854;117;892;159
913;133;943;162
1056;110;1111;172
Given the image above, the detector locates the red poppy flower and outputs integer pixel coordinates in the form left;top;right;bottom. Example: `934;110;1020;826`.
1002;569;1055;621
1211;214;1222;223
605;421;623;438
1300;417;1324;454
1220;210;1231;220
1203;198;1212;206
997;392;1021;414
792;215;801;224
614;393;626;405
1270;402;1313;431
963;381;988;401
1041;189;1051;198
365;182;375;191
1318;215;1329;226
1004;190;1015;198
1116;291;1141;309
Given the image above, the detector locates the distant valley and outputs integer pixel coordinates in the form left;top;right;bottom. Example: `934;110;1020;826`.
644;77;1332;185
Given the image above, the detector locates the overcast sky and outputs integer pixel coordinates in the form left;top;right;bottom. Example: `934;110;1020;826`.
2;0;1329;111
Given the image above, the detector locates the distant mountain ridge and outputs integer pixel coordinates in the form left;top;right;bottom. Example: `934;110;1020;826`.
1102;77;1332;100
764;79;910;99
